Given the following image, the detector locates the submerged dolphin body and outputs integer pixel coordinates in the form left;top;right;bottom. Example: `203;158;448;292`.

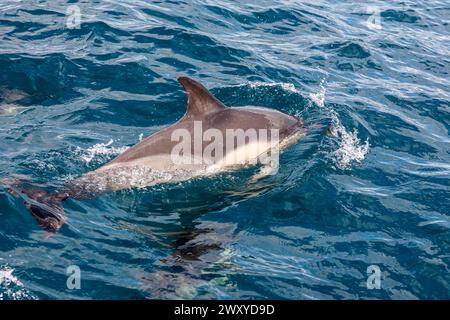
0;87;30;116
5;77;304;232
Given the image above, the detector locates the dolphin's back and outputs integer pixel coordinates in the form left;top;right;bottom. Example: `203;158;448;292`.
107;106;300;166
88;77;303;190
107;76;300;166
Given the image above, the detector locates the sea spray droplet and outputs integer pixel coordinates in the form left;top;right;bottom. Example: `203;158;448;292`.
309;80;369;169
309;79;326;108
329;114;370;169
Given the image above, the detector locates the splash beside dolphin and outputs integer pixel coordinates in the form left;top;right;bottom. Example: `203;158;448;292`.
4;76;304;232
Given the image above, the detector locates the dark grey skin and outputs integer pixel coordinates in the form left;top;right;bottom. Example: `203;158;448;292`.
4;77;303;232
113;77;300;164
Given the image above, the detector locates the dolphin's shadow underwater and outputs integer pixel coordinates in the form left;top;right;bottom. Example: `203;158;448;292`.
3;76;305;232
117;176;272;298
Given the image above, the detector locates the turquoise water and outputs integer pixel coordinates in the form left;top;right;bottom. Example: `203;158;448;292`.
0;0;449;299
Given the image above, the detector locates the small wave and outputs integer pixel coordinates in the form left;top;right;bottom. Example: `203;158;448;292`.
77;139;129;165
381;9;420;24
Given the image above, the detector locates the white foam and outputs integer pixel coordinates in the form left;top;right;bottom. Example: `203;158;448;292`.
309;79;326;108
78;139;129;164
245;81;300;94
0;267;21;287
0;266;33;300
329;113;370;169
309;79;369;169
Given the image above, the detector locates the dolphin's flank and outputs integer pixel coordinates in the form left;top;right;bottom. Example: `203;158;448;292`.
4;76;304;232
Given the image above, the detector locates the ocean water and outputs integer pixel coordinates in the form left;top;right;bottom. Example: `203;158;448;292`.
0;0;449;300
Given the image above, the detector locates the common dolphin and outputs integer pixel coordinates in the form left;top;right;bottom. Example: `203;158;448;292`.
4;76;304;232
0;87;30;116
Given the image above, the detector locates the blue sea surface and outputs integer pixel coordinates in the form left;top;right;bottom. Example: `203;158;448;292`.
0;0;449;299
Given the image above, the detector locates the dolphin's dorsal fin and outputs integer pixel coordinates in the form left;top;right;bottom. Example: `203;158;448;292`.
178;76;225;117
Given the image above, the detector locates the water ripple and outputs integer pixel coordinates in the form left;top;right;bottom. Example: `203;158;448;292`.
0;0;448;300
